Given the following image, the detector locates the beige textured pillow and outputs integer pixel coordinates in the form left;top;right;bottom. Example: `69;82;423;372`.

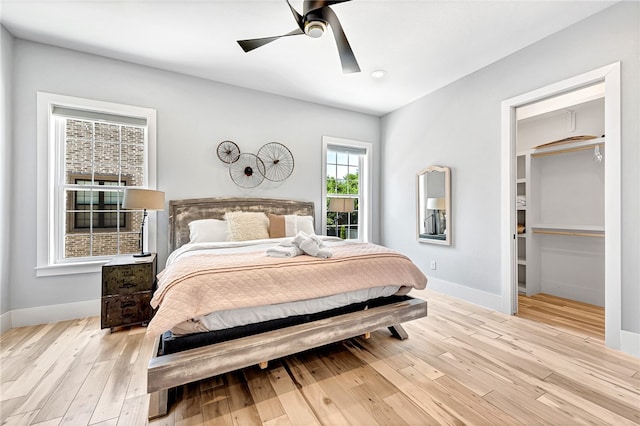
224;211;270;241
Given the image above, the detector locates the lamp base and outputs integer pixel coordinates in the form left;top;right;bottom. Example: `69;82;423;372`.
133;252;152;257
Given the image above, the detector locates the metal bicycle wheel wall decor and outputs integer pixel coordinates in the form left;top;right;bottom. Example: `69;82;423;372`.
217;140;240;164
257;142;294;182
217;140;294;188
228;153;265;188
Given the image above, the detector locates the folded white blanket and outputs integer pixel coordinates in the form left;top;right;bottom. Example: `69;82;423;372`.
266;244;303;258
293;231;333;258
267;231;333;259
300;238;333;258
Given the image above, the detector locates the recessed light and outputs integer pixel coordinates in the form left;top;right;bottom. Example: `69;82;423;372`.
371;70;386;79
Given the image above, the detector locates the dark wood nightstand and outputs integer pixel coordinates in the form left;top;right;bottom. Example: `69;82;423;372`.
101;253;157;331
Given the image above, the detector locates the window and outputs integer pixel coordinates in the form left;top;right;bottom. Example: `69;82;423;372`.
37;93;157;276
326;147;361;239
69;176;130;231
322;137;372;242
59;117;144;259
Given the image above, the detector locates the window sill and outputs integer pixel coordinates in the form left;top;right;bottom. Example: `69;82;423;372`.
36;260;109;277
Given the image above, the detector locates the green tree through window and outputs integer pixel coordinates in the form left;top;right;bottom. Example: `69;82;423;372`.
326;148;361;239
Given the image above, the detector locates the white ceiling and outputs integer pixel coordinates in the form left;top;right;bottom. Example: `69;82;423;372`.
0;0;617;116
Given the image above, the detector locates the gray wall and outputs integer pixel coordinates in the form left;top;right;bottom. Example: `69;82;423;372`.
5;2;639;336
10;39;380;312
380;2;639;333
1;26;13;318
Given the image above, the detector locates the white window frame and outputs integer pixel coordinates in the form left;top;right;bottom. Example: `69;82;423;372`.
36;92;157;277
321;136;373;242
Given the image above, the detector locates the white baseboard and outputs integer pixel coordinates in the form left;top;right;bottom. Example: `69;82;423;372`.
620;330;640;358
0;310;11;335
10;299;101;328
419;277;503;312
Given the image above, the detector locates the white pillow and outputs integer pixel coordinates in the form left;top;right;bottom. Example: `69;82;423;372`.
296;215;315;235
188;219;229;243
224;211;270;241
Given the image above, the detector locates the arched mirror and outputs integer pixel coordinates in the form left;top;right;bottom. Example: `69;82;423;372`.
417;165;451;245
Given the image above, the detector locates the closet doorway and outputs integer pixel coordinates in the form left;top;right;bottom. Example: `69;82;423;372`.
515;86;605;337
501;63;621;349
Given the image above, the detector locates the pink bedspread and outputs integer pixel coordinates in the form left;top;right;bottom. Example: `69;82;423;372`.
147;242;427;336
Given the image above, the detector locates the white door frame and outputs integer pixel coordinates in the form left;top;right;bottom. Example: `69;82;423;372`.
500;62;621;349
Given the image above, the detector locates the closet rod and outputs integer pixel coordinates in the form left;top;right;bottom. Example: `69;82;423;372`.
531;144;600;158
532;229;604;238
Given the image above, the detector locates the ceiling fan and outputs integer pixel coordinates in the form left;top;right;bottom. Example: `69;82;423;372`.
237;0;360;74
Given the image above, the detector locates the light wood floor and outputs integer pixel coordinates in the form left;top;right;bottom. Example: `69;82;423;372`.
1;289;638;425
517;293;605;340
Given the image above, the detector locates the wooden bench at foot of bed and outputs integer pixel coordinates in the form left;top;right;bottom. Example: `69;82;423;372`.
147;296;428;419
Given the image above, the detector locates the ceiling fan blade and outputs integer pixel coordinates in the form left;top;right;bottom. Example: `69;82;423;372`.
320;7;360;74
303;0;351;15
286;0;304;30
237;28;304;52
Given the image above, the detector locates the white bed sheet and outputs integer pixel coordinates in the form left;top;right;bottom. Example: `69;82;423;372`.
166;238;402;334
192;285;400;332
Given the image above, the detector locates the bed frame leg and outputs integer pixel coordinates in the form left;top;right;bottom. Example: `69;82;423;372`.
388;324;408;340
259;361;268;369
148;388;169;420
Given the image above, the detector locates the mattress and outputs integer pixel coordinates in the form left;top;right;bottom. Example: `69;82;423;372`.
153;237;427;338
174;284;401;334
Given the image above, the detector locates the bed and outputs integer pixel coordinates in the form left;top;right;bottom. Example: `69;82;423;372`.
146;197;428;418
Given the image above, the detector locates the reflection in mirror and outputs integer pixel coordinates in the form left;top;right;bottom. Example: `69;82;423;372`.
417;166;451;245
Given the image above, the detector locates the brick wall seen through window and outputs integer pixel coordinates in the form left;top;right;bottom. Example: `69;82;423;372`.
63;119;145;258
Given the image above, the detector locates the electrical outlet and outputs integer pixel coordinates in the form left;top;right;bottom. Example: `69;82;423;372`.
430;260;437;270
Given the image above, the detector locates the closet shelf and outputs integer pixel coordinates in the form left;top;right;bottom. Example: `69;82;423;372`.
531;224;604;237
531;136;604;158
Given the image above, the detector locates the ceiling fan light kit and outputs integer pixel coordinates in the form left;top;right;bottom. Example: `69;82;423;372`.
237;0;360;74
304;20;326;38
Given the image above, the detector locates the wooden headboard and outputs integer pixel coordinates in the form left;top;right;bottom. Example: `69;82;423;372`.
168;197;315;252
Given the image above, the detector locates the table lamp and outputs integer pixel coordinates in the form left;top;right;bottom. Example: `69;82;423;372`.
122;188;165;257
328;197;356;239
426;197;445;235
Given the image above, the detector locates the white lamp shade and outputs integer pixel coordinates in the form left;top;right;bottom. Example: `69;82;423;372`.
328;197;355;213
426;197;445;210
122;188;165;211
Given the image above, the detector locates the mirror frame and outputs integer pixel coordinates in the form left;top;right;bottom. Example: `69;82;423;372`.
416;165;451;246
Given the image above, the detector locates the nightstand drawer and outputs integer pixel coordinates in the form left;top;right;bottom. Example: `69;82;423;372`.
101;292;152;329
103;261;155;295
